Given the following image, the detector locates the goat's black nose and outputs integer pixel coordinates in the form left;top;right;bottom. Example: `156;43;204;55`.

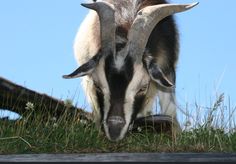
107;116;125;141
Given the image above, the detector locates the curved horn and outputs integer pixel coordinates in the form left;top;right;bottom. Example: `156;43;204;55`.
128;2;199;62
81;2;116;54
62;2;115;79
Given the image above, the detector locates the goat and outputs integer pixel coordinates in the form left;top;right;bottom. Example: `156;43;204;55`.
63;0;198;141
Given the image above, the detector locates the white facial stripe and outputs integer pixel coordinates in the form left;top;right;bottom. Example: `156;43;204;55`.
92;58;116;140
118;63;151;139
87;58;111;126
114;43;129;71
114;55;125;71
118;101;133;140
95;59;110;114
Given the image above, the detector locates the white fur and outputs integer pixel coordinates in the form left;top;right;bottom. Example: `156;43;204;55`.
82;76;101;124
81;58;111;125
92;59;111;130
114;56;125;70
157;90;177;117
137;81;158;117
119;63;151;139
74;10;100;65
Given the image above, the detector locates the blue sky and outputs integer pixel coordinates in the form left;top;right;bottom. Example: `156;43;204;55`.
0;0;236;122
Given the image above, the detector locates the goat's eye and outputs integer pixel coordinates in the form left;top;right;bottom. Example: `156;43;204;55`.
94;83;103;93
116;43;126;52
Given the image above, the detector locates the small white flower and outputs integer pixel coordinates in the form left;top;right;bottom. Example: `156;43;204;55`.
23;119;27;124
184;120;191;127
64;99;73;108
128;124;134;131
25;102;35;111
53;123;58;128
137;127;142;132
80;119;87;125
51;117;57;122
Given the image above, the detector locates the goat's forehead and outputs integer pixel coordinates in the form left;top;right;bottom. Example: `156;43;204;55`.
91;52;150;91
105;55;134;83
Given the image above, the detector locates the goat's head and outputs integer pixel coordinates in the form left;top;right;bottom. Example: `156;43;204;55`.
63;1;198;141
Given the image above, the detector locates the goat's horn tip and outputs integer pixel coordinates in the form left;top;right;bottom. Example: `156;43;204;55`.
62;75;71;79
186;2;199;9
81;3;95;9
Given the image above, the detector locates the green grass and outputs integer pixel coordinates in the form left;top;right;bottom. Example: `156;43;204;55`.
0;94;236;154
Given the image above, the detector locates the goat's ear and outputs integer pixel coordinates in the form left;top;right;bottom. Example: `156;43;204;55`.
144;56;174;88
62;61;95;79
63;52;102;79
148;66;174;88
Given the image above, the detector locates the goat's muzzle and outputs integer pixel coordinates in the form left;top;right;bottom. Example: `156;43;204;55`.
106;116;126;141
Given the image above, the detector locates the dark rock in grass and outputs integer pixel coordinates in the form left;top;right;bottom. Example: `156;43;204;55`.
131;114;179;134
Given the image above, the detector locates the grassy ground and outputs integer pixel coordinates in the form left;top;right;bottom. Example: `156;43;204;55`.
0;94;236;154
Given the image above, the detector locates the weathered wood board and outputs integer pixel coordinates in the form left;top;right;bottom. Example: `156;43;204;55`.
0;76;91;120
0;153;236;162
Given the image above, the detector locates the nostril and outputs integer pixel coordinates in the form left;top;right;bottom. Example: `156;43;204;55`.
107;116;125;126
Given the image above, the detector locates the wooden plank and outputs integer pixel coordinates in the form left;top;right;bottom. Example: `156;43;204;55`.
0;76;91;120
0;153;236;162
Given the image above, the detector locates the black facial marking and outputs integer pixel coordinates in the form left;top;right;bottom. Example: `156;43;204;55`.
116;43;126;52
115;26;128;52
116;26;128;39
96;90;104;124
131;95;145;122
105;55;134;119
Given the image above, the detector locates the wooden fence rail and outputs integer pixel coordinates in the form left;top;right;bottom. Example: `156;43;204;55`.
0;76;91;120
0;153;236;162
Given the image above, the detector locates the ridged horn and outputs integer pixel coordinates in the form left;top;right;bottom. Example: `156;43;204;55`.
81;2;116;54
128;2;199;62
